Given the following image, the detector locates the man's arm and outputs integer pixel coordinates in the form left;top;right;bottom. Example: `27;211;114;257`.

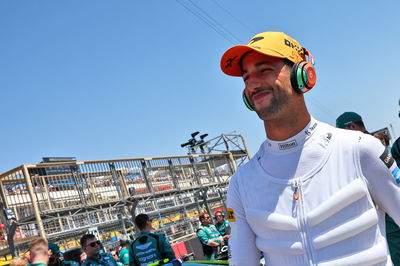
359;134;400;224
196;229;220;246
227;173;260;266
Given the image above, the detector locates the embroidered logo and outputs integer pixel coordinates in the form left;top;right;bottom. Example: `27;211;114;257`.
304;122;318;136
136;242;152;250
380;149;394;169
278;140;298;150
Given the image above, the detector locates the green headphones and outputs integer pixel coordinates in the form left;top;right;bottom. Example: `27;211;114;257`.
242;48;316;111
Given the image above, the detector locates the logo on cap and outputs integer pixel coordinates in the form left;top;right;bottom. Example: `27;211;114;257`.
284;39;304;54
225;56;237;69
248;36;264;45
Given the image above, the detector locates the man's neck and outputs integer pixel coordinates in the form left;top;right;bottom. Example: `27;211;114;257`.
264;111;311;141
88;253;100;260
31;255;49;265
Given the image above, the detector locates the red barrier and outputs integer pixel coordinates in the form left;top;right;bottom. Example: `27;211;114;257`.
171;241;188;259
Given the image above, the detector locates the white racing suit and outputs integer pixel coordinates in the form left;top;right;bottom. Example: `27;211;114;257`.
227;118;400;266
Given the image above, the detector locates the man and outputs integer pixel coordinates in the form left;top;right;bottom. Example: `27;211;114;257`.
336;112;368;132
28;237;50;266
214;211;230;245
129;214;176;266
196;212;223;260
118;239;129;266
48;242;63;266
81;234;117;266
337;112;400;265
220;31;400;265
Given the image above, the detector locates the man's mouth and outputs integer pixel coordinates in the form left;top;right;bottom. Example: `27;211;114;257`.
252;89;272;103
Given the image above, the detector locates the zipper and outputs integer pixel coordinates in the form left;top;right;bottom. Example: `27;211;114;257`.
292;179;314;265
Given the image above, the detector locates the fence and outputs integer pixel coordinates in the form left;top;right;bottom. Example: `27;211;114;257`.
0;151;245;255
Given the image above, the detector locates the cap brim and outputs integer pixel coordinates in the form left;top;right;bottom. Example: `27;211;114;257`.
220;45;285;77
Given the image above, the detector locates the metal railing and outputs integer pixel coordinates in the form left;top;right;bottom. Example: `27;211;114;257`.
0;152;244;255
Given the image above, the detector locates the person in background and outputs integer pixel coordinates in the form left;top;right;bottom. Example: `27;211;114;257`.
28;237;50;266
196;212;223;261
48;242;62;266
129;214;176;266
9;256;29;266
80;234;117;266
214;211;230;245
118;239;129;266
336;112;369;133
374;133;391;152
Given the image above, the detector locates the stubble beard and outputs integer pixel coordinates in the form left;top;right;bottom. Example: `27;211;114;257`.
254;85;289;121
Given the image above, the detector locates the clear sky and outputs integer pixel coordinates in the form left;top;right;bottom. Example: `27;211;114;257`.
1;0;399;173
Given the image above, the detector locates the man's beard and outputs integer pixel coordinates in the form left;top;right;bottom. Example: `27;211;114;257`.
252;85;289;121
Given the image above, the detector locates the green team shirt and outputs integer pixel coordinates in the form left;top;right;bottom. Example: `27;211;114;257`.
196;224;222;245
82;253;118;266
63;261;80;266
129;232;175;266
118;248;129;265
215;220;230;237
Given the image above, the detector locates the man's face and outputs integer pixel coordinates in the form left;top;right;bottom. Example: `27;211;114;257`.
344;123;362;132
241;51;294;121
83;238;101;258
215;213;223;223
201;215;211;226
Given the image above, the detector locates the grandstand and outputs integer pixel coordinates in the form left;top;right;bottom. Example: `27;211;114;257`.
0;133;249;261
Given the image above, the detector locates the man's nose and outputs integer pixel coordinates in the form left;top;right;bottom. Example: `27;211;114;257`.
245;78;263;94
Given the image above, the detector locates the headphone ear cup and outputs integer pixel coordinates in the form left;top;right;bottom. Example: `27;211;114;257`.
242;90;255;111
302;62;316;93
290;61;303;94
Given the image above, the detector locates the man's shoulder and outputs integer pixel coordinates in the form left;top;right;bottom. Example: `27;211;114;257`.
81;259;95;266
101;253;117;263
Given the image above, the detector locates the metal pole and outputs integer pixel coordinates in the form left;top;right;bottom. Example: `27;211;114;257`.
228;152;238;172
218;189;227;212
22;165;46;238
200;188;213;224
240;135;251;160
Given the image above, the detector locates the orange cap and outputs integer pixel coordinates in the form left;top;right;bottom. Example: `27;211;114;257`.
220;32;306;76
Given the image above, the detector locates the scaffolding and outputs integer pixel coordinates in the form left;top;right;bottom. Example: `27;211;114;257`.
0;135;249;257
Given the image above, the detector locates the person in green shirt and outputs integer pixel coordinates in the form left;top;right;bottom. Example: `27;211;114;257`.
196;212;224;260
27;237;49;266
118;239;129;266
129;214;176;266
80;234;117;266
214;211;230;246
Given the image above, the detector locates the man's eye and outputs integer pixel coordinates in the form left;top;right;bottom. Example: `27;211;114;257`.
261;68;272;73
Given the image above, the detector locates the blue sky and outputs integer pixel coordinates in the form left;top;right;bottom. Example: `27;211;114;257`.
1;0;399;173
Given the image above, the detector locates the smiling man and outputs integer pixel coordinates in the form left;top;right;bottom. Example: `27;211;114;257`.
220;31;400;265
81;234;117;266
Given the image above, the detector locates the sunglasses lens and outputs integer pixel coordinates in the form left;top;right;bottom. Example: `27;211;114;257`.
88;241;101;247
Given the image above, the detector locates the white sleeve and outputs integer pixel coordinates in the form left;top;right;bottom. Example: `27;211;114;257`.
227;173;261;266
359;134;400;225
